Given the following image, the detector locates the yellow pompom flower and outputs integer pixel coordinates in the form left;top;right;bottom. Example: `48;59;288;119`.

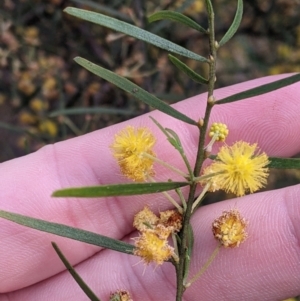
110;126;156;182
212;209;248;248
133;207;182;264
208;122;229;142
202;141;269;196
133;206;159;232
133;230;174;265
205;122;229;152
133;207;183;234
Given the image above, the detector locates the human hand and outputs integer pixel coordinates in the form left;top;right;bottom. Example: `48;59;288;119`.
0;74;300;301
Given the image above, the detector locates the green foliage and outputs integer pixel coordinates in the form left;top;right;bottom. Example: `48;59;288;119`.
204;0;214;20
216;73;300;105
0;210;135;254
148;10;207;33
150;116;193;176
52;242;101;301
64;7;209;63
218;0;243;47
49;107;136;118
53;182;189;198
269;157;300;169
183;224;194;284
168;54;208;85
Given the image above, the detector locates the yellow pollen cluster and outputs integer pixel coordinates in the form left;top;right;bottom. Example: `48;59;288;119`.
133;206;159;231
134;230;174;265
208;122;229;142
133;207;182;265
202;141;269;196
212;209;248;248
110;126;156;182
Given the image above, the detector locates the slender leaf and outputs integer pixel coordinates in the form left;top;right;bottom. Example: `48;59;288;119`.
269;157;300;169
0;121;42;140
148;10;207;33
150;117;181;149
150;116;171;137
210;155;300;169
53;182;189;198
151;0;196;33
0;210;134;254
168;54;208;85
216;73;300;104
0;121;26;133
183;224;194;282
205;0;214;17
187;224;194;256
64;7;208;63
49;107;136;117
75;57;197;125
165;128;183;149
150;117;193;176
52;242;101;301
219;0;243;47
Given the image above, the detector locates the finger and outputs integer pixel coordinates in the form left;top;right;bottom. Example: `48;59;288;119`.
2;184;300;301
186;185;300;301
1;74;300;292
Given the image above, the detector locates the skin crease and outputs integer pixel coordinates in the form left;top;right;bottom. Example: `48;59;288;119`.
0;74;300;300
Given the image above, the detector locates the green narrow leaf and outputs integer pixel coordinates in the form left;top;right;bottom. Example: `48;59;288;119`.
187;224;195;255
0;122;43;141
216;73;300;104
218;0;243;47
205;0;214;17
183;224;194;284
165;128;183;149
52;242;101;301
0;121;26;133
148;10;207;33
150;0;196;33
74;57;197;125
64;7;208;63
150;117;181;149
210;155;300;169
0;210;135;254
49;107;136;117
53;182;189;198
269;157;300;169
150;117;193;176
168;54;208;85
150;116;171;137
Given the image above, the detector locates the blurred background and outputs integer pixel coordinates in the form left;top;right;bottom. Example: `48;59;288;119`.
1;0;300;162
0;1;300;300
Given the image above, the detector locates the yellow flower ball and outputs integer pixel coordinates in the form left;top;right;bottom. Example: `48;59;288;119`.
212;209;248;248
202;141;269;196
110;126;156;182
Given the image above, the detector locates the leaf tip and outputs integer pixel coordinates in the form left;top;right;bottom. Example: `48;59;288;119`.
51;190;60;197
63;7;72;14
